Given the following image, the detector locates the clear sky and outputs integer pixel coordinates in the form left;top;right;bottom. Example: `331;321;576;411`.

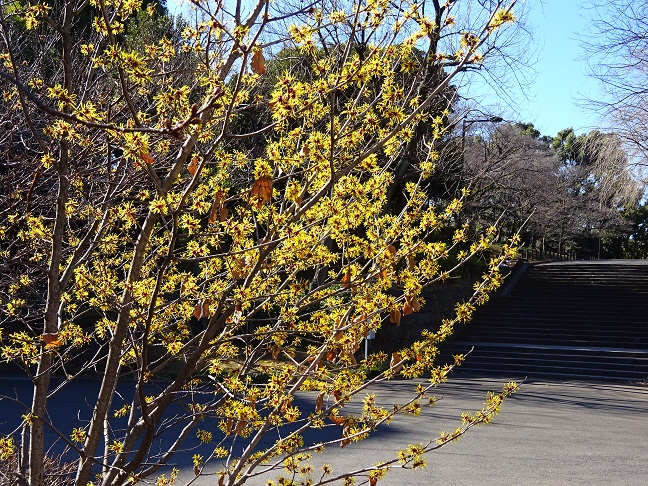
166;0;605;138
501;0;603;137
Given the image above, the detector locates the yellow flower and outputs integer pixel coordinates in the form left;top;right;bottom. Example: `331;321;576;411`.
70;428;87;443
489;9;516;30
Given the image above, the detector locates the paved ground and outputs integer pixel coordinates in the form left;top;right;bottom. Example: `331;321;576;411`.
182;377;647;486
149;377;648;485
538;259;648;266
2;375;647;485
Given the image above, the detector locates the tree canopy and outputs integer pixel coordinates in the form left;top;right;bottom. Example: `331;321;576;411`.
583;0;648;163
459;122;643;258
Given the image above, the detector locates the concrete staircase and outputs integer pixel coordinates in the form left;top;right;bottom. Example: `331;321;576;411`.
442;260;648;381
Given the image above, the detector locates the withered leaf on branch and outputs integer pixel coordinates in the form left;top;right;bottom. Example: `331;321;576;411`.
340;268;351;288
410;297;421;312
390;352;404;373
340;422;352;448
250;49;266;74
192;299;211;320
280;399;289;414
333;329;344;341
250;176;273;208
233;420;246;435
303;355;320;373
329;412;346;425
408;295;422;312
389;309;401;326
208;192;224;224
232;302;243;324
315;392;325;412
41;333;62;349
187;155;199;175
208;204;220;224
225;418;234;436
403;301;414;316
192;303;201;320
403;294;422;315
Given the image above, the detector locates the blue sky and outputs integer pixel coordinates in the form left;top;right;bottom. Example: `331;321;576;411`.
166;0;604;138
502;0;602;137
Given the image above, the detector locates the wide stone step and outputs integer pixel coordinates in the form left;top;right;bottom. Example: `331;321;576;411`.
462;319;648;330
454;333;648;348
508;294;648;301
444;260;648;381
472;310;648;320
462;322;648;333
462;324;648;335
508;291;648;300
439;343;648;381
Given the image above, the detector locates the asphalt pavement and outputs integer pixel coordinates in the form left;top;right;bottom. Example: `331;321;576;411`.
1;375;647;485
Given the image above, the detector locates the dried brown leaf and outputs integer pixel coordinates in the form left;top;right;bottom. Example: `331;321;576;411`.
192;303;202;320
403;301;414;316
407;255;417;271
315;392;325;412
409;296;422;312
340;269;351;288
187;155;199;175
389;309;401;326
250;176;273;208
390;352;404;373
192;299;211;320
329;413;346;425
208;192;225;224
41;333;62;349
233;420;246;435
219;206;229;222
251;50;266;74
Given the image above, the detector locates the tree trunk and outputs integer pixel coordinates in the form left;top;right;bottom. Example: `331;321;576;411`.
29;157;69;486
28;355;54;486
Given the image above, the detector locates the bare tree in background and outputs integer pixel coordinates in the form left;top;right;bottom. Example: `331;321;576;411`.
460;123;642;256
582;0;648;169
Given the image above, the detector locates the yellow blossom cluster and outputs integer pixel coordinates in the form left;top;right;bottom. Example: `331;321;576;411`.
0;0;521;484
